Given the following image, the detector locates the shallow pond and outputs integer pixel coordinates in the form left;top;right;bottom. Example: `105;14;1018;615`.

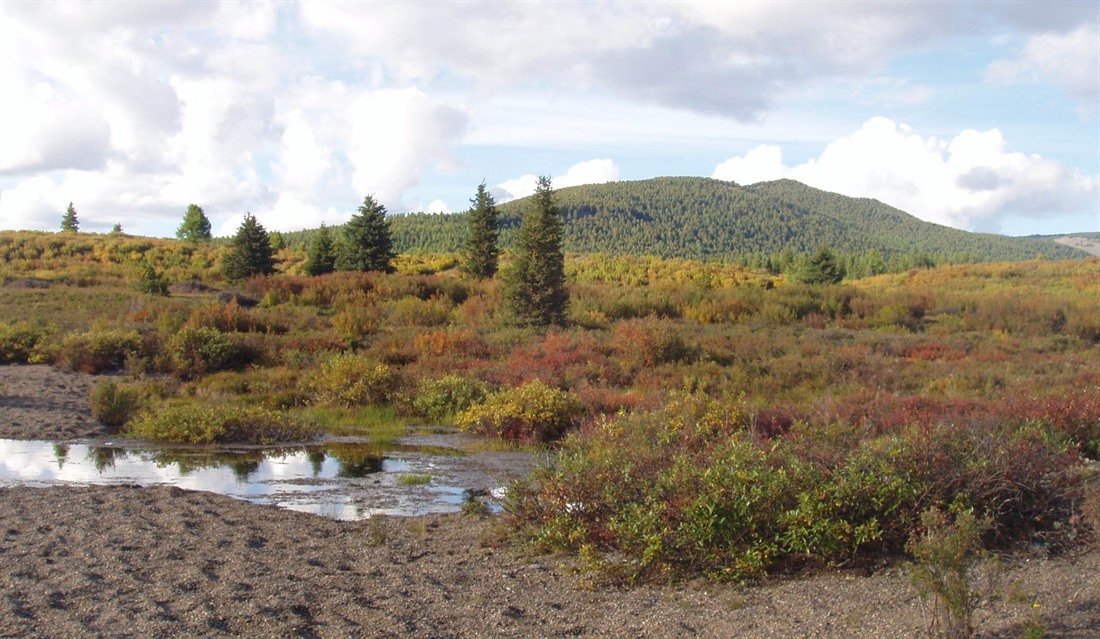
0;433;544;520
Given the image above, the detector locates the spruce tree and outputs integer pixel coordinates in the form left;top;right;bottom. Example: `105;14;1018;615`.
462;181;500;279
793;245;845;285
222;213;275;282
60;202;79;232
304;223;336;276
502;176;568;327
177;204;213;242
336;195;395;273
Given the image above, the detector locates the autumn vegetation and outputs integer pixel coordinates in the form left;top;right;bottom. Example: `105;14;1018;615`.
1;207;1098;587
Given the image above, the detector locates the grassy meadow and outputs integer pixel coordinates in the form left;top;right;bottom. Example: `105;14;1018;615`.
2;229;1098;583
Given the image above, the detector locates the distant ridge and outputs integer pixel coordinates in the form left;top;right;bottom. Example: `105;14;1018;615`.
376;177;1089;263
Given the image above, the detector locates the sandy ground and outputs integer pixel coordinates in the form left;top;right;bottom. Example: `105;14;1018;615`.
0;365;107;441
2;364;1098;638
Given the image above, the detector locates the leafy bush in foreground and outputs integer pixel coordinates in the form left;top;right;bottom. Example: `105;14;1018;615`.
56;328;144;373
411;374;490;423
311;352;396;407
167;326;240;379
126;402;317;444
506;399;1085;583
457;379;582;442
89;379;144;427
0;322;50;364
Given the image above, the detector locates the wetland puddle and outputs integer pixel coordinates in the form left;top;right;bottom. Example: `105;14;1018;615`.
0;433;543;520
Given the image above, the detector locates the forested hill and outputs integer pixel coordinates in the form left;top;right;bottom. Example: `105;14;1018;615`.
384;177;1087;263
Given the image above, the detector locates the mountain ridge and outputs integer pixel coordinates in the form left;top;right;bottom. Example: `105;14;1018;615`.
346;177;1088;264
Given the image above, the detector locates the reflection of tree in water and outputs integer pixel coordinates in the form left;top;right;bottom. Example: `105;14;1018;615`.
151;449;272;476
87;446;123;472
229;459;260;481
325;443;384;478
53;443;69;469
307;449;326;476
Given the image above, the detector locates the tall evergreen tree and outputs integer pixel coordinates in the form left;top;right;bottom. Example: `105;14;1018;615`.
792;245;845;285
336;195;395;273
502;176;568;327
60;202;79;232
177;204;213;242
222;213;275;281
303;223;336;276
462;181;500;279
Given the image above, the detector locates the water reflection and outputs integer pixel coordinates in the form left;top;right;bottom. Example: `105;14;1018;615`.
0;437;535;521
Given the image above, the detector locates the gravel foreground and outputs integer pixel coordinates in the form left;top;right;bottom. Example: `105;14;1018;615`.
2;365;1098;638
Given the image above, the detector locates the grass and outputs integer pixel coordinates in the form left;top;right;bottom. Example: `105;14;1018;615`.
397;473;432;485
294;405;408;444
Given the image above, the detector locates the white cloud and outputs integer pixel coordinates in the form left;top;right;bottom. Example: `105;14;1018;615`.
494;175;540;203
556;159;621;189
496;159;621;202
712;117;1099;232
346;88;469;208
2;2;1096;238
987;24;1100;118
426;199;452;214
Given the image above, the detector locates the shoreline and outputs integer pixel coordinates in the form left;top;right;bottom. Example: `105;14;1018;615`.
2;365;1097;637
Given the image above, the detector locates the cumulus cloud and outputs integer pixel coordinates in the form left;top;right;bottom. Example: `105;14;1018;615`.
495;159;621;202
2;2;1096;237
712;117;1098;232
299;2;1095;122
346;88;469;207
987;24;1100;118
426;199;452;214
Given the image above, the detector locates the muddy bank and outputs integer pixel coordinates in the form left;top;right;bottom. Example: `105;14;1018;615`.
0;365;108;441
2;485;1098;639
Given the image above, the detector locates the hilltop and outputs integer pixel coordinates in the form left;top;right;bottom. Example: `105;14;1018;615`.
382;177;1087;266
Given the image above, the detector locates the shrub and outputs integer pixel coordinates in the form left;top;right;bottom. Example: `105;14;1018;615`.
89;379;144;427
311;353;396;407
907;505;999;639
0;322;49;363
610;318;691;369
457;379;583;442
136;262;169;296
167;326;240;379
126;401;317;444
507;396;1086;583
411;375;490;423
57;328;144;373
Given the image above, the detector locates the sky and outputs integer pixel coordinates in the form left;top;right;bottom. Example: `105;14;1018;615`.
1;1;1098;239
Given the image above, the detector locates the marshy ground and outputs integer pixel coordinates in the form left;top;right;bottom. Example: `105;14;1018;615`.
2;365;1098;638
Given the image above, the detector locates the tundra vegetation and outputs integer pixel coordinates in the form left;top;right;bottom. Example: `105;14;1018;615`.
0;224;1097;589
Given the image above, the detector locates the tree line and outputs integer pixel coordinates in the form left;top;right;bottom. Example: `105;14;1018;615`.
200;179;568;328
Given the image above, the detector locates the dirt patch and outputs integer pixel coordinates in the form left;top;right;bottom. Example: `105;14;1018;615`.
0;365;110;440
0;485;1097;639
2;278;51;289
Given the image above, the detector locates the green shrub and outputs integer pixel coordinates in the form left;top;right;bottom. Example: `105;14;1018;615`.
457;379;583;442
136;262;169;296
57;328;143;373
507;398;1085;583
89;379;144;427
907;505;999;639
0;322;49;364
311;353;396;407
411;375;490;423
168;326;240;379
126;401;317;444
